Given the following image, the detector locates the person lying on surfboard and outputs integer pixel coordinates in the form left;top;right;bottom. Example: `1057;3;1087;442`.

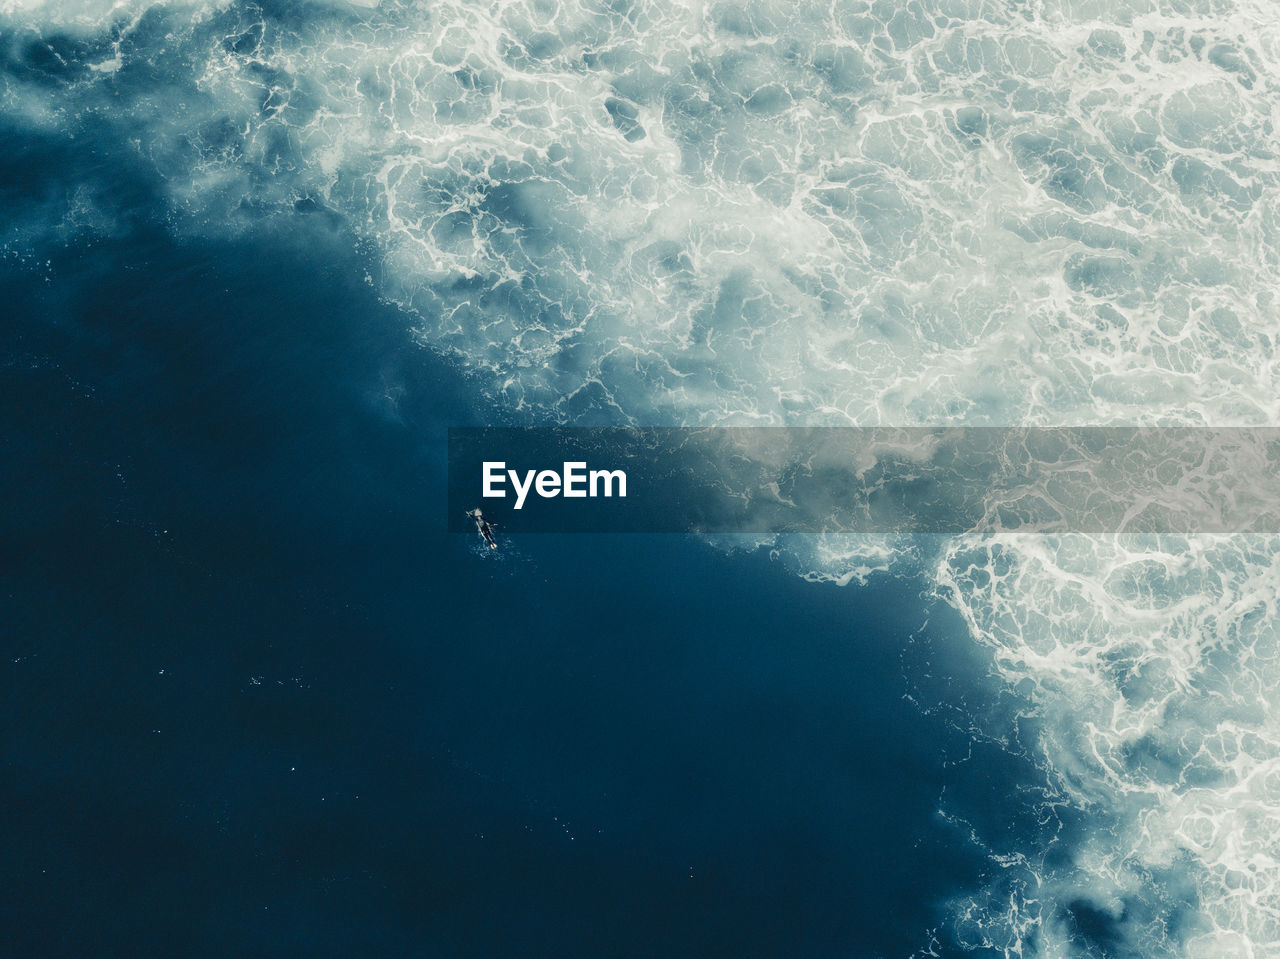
467;508;499;550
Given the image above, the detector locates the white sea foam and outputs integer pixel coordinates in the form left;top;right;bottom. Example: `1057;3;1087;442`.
931;533;1280;957
4;0;1279;954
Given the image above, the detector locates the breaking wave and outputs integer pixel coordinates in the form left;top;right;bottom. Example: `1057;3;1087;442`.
4;0;1279;954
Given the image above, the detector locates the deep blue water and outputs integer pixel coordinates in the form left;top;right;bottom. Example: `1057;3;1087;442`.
2;219;1035;958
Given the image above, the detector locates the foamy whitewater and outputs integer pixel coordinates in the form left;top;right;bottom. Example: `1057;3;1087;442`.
4;0;1278;954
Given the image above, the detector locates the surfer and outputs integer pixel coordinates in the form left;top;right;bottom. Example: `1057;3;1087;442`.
467;508;499;550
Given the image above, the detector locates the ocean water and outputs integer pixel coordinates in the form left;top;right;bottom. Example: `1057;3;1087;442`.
3;1;1279;957
3;228;1032;957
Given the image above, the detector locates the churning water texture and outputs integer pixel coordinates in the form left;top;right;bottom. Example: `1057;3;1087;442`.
3;0;1280;956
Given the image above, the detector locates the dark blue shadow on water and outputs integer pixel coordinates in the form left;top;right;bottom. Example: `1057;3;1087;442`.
2;216;1036;958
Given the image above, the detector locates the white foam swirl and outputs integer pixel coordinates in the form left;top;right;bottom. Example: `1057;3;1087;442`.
6;0;1277;424
934;533;1280;957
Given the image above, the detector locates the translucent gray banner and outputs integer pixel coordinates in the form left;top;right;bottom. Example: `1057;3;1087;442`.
447;428;1280;534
